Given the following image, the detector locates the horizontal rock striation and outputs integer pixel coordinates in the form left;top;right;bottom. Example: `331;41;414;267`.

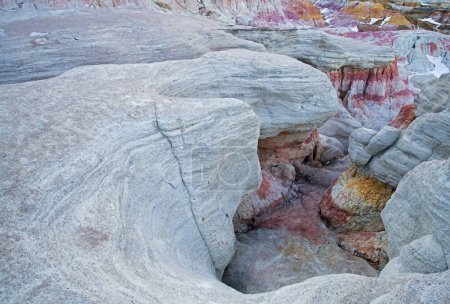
365;110;450;186
233;28;416;134
233;28;396;70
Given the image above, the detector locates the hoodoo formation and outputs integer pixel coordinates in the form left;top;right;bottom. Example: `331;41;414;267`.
1;0;449;303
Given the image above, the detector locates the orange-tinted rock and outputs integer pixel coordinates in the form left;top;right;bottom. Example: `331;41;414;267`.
320;165;394;233
338;231;388;270
388;104;417;129
342;1;413;31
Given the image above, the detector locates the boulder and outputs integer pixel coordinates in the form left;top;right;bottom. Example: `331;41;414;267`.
348;128;377;166
381;235;447;276
368;110;450;186
413;73;450;116
365;126;401;155
381;159;450;275
319;134;345;163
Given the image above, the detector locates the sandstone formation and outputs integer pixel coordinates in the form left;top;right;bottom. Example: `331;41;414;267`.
0;9;264;84
412;73;450;116
233;28;396;70
1;2;450;303
3;43;449;303
233;27;416;135
320;165;394;233
381;159;450;276
366;110;450;186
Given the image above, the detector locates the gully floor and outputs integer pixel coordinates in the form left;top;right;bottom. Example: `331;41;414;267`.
222;159;378;294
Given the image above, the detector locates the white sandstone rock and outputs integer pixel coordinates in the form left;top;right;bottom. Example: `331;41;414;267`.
381;235;447;276
381;159;450;275
368;111;450;186
366;126;401;155
233;28;395;70
348;128;377;166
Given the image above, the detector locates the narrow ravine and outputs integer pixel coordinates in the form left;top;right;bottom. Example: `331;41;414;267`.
223;157;379;293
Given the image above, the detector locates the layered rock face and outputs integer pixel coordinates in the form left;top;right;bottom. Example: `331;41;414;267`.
337;30;450;78
1;1;450;303
320;109;450;269
381;159;450;276
364;110;450;187
4;39;450;303
233;28;416;140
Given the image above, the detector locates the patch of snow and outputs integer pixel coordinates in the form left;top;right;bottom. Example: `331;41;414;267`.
30;32;48;37
426;55;450;78
419;0;431;6
380;16;391;26
369;18;380;25
350;26;359;32
320;8;333;25
420;18;442;27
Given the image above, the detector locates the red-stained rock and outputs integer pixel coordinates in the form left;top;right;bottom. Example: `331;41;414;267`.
235;129;331;232
253;183;327;243
258;129;322;164
338;231;388;270
319;165;394;268
327;61;416;129
388;104;417;129
234;158;295;232
320;183;348;228
320;165;394;233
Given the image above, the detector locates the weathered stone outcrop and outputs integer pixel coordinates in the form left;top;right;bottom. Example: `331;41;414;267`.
0;9;265;84
320;165;394;233
3;45;449;303
412;73;450;116
337;30;450;77
338;231;389;270
233;28;415;133
365;110;450;187
0;0;326;27
326;62;415;129
381;159;450;276
233;28;396;70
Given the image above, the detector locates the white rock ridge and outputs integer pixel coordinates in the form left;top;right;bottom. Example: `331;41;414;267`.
1;47;450;303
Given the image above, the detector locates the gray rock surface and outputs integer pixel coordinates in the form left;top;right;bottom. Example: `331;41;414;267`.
368;111;450;186
319;134;344;163
348;128;377;166
366;126;401;155
319;102;363;151
412;73;450;116
232;28;395;70
381;235;447;276
0;47;339;279
381;159;450;276
1;45;449;304
148;49;338;138
0;9;264;84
